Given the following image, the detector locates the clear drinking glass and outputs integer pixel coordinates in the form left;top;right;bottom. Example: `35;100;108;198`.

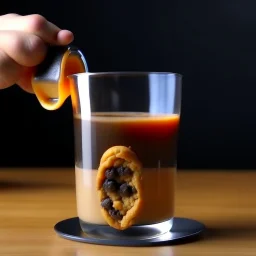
68;72;182;240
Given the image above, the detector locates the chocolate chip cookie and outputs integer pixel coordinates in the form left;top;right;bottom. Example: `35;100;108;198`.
96;145;143;230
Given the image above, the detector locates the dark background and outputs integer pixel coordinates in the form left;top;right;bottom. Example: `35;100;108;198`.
1;0;256;169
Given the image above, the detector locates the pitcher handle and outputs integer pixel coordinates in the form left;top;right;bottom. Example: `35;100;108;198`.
32;45;88;110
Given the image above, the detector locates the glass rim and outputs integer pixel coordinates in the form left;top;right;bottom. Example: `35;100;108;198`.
68;71;182;79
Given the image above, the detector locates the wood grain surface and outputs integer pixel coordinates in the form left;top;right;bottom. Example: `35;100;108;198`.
0;168;255;256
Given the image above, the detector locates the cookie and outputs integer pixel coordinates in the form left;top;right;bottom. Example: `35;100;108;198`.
96;146;143;230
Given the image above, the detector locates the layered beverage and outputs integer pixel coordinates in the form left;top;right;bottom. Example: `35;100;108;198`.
30;45;182;237
74;112;180;229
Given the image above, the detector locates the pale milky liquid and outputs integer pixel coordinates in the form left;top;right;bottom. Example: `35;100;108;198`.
75;167;176;225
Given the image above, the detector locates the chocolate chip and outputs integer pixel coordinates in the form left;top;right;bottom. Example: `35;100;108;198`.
116;166;124;175
119;183;133;197
109;209;123;220
101;198;113;210
117;166;132;177
105;168;117;179
103;179;119;193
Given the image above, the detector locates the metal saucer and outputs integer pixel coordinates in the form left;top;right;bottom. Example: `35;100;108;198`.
54;217;205;247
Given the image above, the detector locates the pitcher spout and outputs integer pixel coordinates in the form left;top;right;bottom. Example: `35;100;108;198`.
31;45;88;110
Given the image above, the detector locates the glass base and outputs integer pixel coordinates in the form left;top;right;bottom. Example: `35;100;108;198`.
79;218;173;240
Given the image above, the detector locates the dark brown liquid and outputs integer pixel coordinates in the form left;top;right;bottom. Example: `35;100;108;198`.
74;113;180;169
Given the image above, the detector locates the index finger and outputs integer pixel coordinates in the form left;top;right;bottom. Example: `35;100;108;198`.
0;14;74;45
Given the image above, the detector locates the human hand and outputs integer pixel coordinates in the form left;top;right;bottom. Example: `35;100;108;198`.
0;13;74;93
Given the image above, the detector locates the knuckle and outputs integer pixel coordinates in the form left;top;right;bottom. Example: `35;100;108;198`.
27;14;47;32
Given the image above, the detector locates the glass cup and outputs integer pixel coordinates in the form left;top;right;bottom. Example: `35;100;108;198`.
32;46;182;240
69;72;182;239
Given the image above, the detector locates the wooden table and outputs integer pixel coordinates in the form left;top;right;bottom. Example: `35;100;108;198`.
1;168;256;255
